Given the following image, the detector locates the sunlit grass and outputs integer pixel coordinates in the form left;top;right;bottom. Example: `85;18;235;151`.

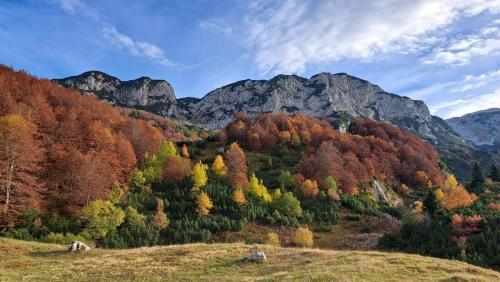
1;237;498;281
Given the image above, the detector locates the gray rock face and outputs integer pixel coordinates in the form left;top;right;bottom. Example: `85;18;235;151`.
54;71;178;117
183;73;432;134
446;108;500;146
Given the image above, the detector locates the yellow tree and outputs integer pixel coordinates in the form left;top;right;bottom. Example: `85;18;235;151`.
293;226;313;247
211;155;227;176
233;188;247;205
443;175;458;190
301;179;319;199
248;173;272;203
196;192;213;216
192;162;208;192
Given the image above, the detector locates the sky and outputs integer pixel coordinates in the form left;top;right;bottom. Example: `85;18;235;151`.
0;0;499;119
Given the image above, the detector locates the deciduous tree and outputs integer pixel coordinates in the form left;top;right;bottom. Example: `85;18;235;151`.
225;142;248;188
152;199;169;229
0;115;42;219
196;192;213;216
211;155;227;177
191;162;208;192
293;226;313;247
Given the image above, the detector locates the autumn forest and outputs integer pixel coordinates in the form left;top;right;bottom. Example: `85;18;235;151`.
0;66;499;270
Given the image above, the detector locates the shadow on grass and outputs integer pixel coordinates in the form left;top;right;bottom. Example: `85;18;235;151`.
28;249;89;258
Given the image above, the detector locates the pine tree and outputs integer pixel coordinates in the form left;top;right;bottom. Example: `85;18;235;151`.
488;164;499;182
469;162;484;192
423;188;442;219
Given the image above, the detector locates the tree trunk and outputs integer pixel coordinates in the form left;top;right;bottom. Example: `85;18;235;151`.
3;163;14;213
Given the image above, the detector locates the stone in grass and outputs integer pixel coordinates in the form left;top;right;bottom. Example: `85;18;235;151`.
245;251;266;262
68;241;91;252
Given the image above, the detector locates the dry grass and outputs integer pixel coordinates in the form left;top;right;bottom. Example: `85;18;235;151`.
0;237;499;281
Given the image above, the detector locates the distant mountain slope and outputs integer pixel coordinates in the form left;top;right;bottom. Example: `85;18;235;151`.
447;108;500;146
2;238;499;281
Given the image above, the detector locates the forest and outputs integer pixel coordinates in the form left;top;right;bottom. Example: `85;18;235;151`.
0;66;499;270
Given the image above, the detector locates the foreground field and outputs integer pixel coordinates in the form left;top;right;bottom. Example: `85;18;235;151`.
0;237;498;281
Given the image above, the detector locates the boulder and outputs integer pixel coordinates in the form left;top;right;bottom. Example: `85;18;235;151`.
68;241;91;252
245;251;266;262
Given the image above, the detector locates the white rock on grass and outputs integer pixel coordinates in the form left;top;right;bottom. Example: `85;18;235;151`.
245;251;266;262
68;241;91;252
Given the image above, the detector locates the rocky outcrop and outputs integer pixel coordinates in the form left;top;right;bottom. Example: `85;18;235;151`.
54;71;178;117
446;108;500;146
370;180;402;207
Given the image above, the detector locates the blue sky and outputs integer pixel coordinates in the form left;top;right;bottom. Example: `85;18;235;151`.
1;0;499;119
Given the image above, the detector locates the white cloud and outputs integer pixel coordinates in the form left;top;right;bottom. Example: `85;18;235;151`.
430;90;500;118
56;1;175;67
199;18;232;35
102;26;175;67
57;0;81;13
457;69;500;91
423;31;500;65
403;69;500;118
244;0;500;74
56;0;99;20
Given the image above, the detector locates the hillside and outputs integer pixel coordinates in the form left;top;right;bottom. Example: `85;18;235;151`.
447;108;500;146
54;70;497;182
1;238;499;281
0;65;199;224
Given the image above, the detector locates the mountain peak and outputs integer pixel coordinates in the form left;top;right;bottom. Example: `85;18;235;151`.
54;71;178;117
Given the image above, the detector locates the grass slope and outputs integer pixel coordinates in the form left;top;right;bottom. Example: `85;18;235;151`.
1;237;498;281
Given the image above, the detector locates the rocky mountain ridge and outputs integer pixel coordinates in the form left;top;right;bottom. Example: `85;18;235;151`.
55;71;441;137
54;71;178;117
446;108;500;146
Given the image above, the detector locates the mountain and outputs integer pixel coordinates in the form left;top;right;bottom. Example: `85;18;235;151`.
54;71;178;117
446;108;500;146
55;71;496;181
55;71;454;140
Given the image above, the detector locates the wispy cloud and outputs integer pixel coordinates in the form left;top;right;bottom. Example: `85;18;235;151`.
199;18;232;35
102;26;175;67
56;0;175;67
430;90;500;118
423;27;500;65
244;0;500;74
56;0;99;20
404;69;500;118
